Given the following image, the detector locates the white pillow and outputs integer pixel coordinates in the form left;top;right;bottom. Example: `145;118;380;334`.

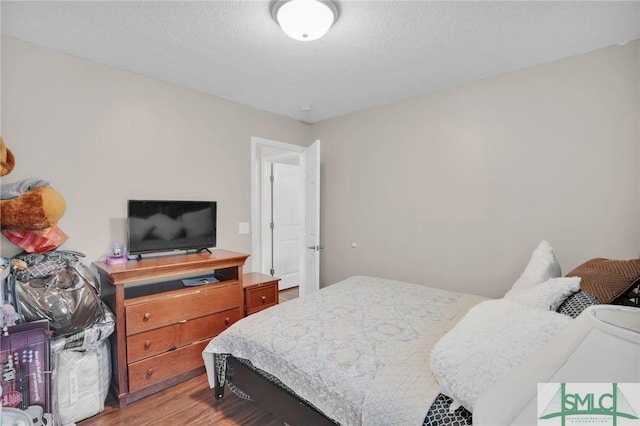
504;276;581;311
511;240;561;290
430;299;571;412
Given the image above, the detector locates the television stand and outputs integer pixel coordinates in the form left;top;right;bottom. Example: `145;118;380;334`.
195;247;213;254
94;249;249;406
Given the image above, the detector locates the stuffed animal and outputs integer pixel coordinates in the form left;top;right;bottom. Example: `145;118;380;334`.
0;136;66;231
0;137;15;177
1;186;66;230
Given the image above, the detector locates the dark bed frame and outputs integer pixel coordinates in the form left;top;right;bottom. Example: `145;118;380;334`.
216;355;337;425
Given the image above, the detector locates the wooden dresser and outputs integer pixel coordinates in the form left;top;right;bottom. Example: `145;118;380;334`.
95;249;249;406
243;272;280;316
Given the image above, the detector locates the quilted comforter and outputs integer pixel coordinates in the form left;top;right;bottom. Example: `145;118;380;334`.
203;275;486;426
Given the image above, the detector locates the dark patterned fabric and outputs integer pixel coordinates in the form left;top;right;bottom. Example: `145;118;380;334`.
227;381;253;401
215;354;254;400
423;393;472;426
217;355;339;424
13;250;85;281
612;280;640;307
214;353;228;389
217;355;471;425
556;290;600;318
233;356;299;395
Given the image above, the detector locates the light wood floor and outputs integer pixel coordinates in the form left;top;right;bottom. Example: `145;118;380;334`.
77;373;284;426
278;286;299;302
77;287;299;425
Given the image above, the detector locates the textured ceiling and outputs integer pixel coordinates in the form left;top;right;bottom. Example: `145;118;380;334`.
2;1;639;123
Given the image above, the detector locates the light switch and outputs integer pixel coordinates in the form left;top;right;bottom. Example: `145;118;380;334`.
239;222;250;234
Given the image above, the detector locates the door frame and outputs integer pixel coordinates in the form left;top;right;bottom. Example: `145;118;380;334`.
250;137;307;275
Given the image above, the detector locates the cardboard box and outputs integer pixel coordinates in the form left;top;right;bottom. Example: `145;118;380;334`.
0;321;55;426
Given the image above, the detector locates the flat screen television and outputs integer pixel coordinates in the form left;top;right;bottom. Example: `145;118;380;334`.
127;200;217;255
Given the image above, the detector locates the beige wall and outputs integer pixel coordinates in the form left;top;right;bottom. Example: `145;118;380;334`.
0;37;311;263
313;40;640;297
2;37;638;298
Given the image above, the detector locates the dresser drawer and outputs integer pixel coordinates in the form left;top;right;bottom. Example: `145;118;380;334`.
126;283;241;335
245;281;278;315
128;339;209;393
126;307;242;363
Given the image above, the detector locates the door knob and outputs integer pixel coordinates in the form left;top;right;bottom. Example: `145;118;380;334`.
306;245;324;251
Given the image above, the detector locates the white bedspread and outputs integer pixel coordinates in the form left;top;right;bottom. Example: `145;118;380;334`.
203;275;486;426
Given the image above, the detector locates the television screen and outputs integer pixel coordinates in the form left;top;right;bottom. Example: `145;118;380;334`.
127;200;217;255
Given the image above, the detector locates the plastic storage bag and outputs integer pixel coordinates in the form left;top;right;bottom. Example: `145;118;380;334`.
12;251;104;336
54;340;111;424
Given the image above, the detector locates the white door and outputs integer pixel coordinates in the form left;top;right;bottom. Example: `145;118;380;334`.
301;140;321;296
251;137;321;297
271;163;302;290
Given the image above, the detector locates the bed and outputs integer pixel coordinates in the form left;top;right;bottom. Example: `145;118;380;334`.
202;242;640;425
473;304;640;425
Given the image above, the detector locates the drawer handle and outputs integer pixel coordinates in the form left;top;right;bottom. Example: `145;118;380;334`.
146;368;154;377
143;312;151;320
144;340;151;348
261;296;267;303
224;317;230;326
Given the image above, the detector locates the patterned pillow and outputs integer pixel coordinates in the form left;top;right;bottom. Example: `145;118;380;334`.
565;258;640;304
423;393;471;426
556;290;600;318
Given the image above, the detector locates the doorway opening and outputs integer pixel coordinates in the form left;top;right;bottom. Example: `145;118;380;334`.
261;154;302;290
250;137;322;296
250;137;321;296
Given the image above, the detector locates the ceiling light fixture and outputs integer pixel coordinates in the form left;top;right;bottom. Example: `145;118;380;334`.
271;0;339;41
